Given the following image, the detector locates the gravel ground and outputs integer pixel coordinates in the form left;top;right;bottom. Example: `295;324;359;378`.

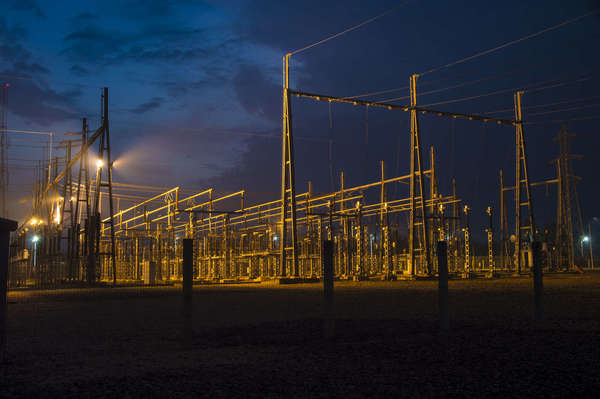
2;273;599;398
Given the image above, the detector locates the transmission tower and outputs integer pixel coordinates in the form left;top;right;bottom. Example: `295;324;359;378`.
553;124;583;270
513;91;536;274
0;83;8;218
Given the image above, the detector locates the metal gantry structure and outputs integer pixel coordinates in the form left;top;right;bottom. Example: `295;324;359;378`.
9;163;469;285
6;65;591;288
282;55;535;278
553;125;584;270
8;88;116;287
0;83;8;218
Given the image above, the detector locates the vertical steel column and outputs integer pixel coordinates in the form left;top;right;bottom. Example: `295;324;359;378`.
429;146;437;273
379;160;385;274
514;91;536;274
408;74;430;276
279;53;299;277
340;171;349;276
499;169;505;270
452;178;458;272
463;205;471;276
104;88;117;285
486;206;495;276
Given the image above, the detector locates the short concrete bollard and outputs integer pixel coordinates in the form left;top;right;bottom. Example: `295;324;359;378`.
531;241;543;322
437;241;449;332
182;238;193;348
0;217;18;362
322;239;334;339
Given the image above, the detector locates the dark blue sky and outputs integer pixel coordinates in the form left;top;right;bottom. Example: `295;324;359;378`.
1;0;599;237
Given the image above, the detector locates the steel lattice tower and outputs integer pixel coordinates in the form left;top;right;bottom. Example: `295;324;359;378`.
0;84;8;218
553;124;583;270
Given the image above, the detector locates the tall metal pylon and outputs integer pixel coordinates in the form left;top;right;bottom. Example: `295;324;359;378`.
553;124;583;270
408;74;430;276
280;53;299;278
0;83;8;218
513;91;536;274
74;118;90;280
90;88;117;285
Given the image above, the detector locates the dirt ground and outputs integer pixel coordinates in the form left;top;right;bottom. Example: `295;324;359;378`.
2;273;600;398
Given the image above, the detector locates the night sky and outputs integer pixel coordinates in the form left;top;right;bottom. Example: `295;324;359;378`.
2;0;599;238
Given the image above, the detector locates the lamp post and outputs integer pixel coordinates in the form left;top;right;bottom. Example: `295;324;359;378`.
588;218;598;269
581;236;589;268
32;234;40;269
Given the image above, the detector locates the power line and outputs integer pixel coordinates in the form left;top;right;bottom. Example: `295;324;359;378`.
289;3;409;56
380;72;526;103
420;75;593;107
526;115;600;125
525;103;600;117
419;8;600;77
483;95;600;115
172;127;343;144
344;85;410;100
348;59;589;103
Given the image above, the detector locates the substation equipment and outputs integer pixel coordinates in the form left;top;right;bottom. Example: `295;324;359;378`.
5;66;586;286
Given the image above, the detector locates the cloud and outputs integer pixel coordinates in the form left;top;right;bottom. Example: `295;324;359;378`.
130;97;164;114
0;18;79;125
6;0;45;18
233;64;281;123
1;72;81;124
69;64;90;76
61;22;237;67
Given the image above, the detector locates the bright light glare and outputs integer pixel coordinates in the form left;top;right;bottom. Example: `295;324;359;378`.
582;236;590;242
29;218;38;225
96;159;104;168
32;234;40;243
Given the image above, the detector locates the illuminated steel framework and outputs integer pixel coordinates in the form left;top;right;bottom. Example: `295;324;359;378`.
282;65;535;277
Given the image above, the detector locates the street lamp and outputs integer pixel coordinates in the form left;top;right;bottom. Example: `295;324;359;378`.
32;234;40;268
581;236;590;267
96;159;104;169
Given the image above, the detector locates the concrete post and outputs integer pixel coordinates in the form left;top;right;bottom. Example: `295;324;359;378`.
437;241;449;332
182;238;193;348
531;241;543;322
322;240;334;339
1;218;18;362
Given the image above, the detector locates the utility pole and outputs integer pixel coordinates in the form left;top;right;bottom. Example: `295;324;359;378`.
280;53;299;278
90;88;117;285
513;91;536;274
75;118;90;281
463;205;471;277
429;146;438;272
407;74;430;276
0;84;8;218
486;206;495;277
553;124;583;271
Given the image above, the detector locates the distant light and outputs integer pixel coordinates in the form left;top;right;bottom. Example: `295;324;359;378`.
32;234;40;243
273;235;278;242
29;218;38;226
71;196;76;202
582;236;590;243
96;159;104;168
